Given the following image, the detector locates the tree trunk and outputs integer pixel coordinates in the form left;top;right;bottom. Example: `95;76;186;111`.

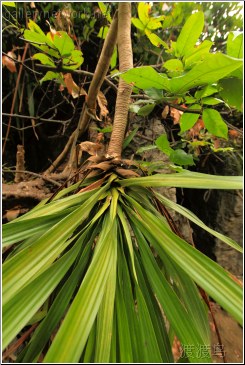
107;3;133;159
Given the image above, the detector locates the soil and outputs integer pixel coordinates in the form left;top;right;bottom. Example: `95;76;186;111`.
210;304;243;363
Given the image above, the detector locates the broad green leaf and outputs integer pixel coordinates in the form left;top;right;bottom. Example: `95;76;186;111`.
164;59;184;76
120;66;170;91
202;109;228;139
219;78;243;111
28;19;45;36
23;29;54;48
227;31;243;58
145;30;168;48
44;216;117;362
155;134;174;155
63;49;84;69
97;25;109;39
32;53;55;66
138;2;150;25
2;243;80;349
201;97;223;106
2;2;15;7
145;88;163;100
195;84;219;99
170;149;195;166
98;2;112;23
52;31;74;57
175;12;204;58
39;71;63;84
155;192;243;253
179;112;200;133
184;40;213;68
169;53;243;94
118;170;243;190
147;17;163;30
131;18;145;31
137;103;155;116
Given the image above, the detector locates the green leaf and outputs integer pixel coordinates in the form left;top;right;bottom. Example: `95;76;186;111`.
169;53;243;94
131;18;145;31
136;145;157;154
63;49;84;69
120;66;170;91
201;97;223;106
40;71;63;84
175;12;204;58
184;40;213;68
98;2;112;23
145;88;163;100
3;243;80;349
137;103;155;116
97;25;109;39
155;192;243;253
164;59;184;74
52;31;74;57
145;30;168;48
123;127;139;149
147;17;163;30
170;149;195;166
179;112;200;133
202;109;228;139
32;53;55;66
28;19;45;36
195;85;219;99
155;134;174;155
44;215;117;362
219;78;243;111
23;29;54;48
138;2;150;25
118;170;243;190
227;31;243;58
2;2;15;7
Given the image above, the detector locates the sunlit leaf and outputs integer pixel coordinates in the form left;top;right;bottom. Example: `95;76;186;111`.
202;109;228;139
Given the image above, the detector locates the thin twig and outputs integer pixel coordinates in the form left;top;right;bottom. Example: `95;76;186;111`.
3;169;62;186
35;64;118;92
2;113;71;124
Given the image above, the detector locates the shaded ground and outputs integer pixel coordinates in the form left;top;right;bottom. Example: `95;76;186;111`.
210;304;243;363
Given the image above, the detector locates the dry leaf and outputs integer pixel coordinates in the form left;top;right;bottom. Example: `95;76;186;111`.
2;51;17;73
46;20;62;40
6;208;21;221
115;168;139;178
162;105;169;119
79;141;105;156
30;2;36;8
188;118;205;139
170;107;183;124
97;91;109;117
63;73;87;98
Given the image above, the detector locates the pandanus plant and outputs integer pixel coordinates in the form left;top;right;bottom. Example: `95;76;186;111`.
2;3;243;363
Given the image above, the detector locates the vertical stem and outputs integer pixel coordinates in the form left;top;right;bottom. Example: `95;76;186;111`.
107;3;133;159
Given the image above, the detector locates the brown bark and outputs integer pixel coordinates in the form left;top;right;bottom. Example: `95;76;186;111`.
107;3;133;158
66;10;119;172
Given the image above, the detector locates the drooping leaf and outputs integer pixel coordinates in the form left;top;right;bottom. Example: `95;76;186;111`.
32;53;55;66
169;53;243;94
219;78;243;111
170;149;195;166
227;31;243;59
155;134;174;155
179;112;200;133
175;12;204;58
52;31;74;57
184;40;213;68
131;18;145;31
120;66;170;91
202;109;228;139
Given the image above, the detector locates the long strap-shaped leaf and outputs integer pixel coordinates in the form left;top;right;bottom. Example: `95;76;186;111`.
119;170;243;190
125;195;243;325
44;214;117;362
2;240;81;350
